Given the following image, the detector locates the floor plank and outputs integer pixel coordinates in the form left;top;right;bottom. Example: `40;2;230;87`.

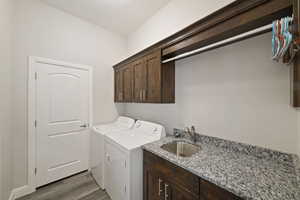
17;172;111;200
79;190;111;200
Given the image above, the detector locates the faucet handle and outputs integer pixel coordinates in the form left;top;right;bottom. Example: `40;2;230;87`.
184;127;190;133
191;126;195;133
173;128;183;138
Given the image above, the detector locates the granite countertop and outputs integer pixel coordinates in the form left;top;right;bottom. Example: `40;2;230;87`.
143;135;300;200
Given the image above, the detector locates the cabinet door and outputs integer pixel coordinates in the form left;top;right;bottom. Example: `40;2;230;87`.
133;59;147;102
144;169;197;200
123;65;134;102
144;167;164;200
200;179;241;200
169;184;198;200
114;69;123;102
145;50;162;103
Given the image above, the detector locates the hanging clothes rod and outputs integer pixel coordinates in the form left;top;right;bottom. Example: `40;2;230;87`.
162;24;273;64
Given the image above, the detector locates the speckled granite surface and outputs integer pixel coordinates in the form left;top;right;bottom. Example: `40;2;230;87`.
143;135;300;200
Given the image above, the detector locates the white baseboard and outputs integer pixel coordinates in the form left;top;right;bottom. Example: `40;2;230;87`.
9;185;35;200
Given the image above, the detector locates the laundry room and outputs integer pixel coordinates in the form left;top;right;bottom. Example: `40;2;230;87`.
0;0;300;200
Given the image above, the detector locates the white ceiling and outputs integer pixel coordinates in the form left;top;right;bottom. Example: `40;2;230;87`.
41;0;171;36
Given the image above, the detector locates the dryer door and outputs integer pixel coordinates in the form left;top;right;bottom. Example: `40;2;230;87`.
105;140;128;200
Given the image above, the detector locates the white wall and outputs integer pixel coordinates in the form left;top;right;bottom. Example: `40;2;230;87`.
12;0;127;188
126;0;299;154
0;0;13;199
128;0;235;55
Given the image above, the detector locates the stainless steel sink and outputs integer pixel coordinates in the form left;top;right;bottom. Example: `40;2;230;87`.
161;141;201;157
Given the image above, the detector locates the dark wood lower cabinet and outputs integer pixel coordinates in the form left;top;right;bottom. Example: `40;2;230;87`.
145;171;164;200
200;179;242;200
169;183;198;200
144;167;198;200
144;150;243;200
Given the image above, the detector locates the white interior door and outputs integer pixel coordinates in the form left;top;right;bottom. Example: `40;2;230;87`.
35;61;91;187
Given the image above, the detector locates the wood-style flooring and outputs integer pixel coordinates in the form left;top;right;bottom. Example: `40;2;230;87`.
17;172;111;200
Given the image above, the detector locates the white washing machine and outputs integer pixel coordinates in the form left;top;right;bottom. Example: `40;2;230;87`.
90;116;135;189
104;120;166;200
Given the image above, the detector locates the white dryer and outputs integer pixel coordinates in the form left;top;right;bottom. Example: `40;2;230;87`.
104;120;166;200
90;116;135;189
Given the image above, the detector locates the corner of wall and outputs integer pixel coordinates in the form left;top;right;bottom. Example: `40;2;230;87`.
1;0;14;198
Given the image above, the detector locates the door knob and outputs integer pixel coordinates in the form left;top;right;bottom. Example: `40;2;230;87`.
80;124;89;128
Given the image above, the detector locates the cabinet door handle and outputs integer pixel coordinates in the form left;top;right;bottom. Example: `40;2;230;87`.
158;178;163;196
165;184;169;200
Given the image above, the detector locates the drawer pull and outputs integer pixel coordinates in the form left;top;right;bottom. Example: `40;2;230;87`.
165;184;169;200
158;178;163;196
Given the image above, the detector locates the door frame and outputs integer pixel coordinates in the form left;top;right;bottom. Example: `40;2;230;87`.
27;56;93;192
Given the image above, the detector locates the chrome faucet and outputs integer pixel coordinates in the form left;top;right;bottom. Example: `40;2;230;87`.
184;126;197;143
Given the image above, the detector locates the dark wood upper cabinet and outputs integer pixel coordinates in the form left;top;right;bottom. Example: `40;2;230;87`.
114;69;124;102
133;58;147;102
145;50;162;103
113;0;300;107
114;49;175;103
123;65;134;102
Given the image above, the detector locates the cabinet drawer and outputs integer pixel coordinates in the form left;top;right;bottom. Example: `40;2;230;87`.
200;179;242;200
143;150;200;196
